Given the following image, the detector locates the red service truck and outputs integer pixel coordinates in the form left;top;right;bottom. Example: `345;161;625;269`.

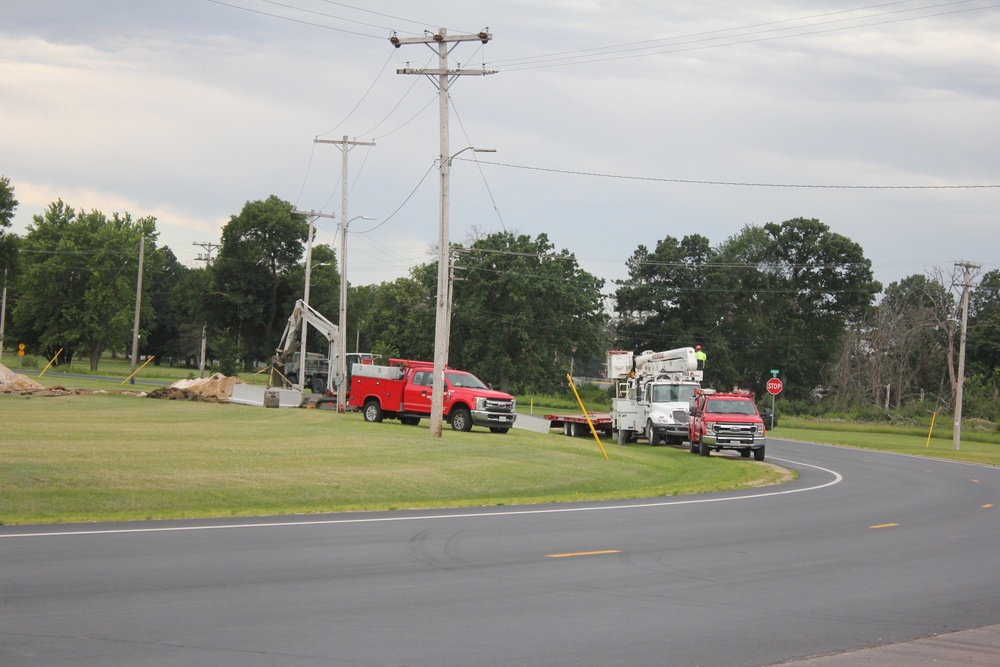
688;389;766;460
346;359;517;433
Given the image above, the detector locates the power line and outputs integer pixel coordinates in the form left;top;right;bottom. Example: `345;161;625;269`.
492;0;1000;71
204;0;383;37
461;158;1000;189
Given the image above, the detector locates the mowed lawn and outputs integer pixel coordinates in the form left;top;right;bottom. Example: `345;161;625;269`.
0;393;788;525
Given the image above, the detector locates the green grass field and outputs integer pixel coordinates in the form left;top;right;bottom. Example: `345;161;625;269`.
0;391;788;525
777;417;1000;466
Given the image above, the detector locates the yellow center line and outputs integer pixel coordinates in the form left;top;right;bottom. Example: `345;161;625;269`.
547;550;621;558
869;523;898;529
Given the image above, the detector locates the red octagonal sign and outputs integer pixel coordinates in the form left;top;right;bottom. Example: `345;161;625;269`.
766;378;783;395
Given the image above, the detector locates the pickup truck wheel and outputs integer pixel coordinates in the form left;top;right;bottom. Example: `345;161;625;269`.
754;446;765;461
400;416;420;426
740;448;751;458
489;427;510;434
689;439;699;454
449;407;473;432
363;400;383;423
699;439;710;456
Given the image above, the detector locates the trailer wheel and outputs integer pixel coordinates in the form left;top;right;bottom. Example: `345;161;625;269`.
450;407;473;432
363;400;384;423
754;446;765;462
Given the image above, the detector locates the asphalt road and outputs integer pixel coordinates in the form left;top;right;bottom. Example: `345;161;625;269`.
2;438;999;666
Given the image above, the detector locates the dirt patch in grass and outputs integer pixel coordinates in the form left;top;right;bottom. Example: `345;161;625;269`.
148;373;243;402
0;362;49;393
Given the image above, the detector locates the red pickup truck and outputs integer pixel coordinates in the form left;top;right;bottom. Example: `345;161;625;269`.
688;389;766;460
346;359;518;433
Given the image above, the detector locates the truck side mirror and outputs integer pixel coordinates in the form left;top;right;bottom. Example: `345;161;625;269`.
688;405;696;416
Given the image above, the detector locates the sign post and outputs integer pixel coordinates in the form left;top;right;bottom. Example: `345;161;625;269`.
766;374;782;431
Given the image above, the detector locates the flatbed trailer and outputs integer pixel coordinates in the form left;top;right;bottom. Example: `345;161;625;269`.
544;413;613;438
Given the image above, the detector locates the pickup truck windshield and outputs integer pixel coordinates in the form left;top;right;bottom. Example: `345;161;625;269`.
445;370;488;390
652;384;697;403
705;399;757;415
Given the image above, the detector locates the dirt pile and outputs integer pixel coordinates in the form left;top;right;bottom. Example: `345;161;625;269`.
0;363;47;393
148;373;243;402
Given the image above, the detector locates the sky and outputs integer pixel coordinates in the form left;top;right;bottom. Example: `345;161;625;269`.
2;0;999;295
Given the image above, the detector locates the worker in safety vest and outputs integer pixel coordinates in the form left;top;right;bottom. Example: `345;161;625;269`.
695;345;706;370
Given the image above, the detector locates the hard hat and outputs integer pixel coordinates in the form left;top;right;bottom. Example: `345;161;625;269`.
695;345;701;350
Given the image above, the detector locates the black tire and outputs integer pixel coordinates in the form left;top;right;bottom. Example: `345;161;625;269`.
647;421;661;447
740;449;751;458
450;407;473;432
699;439;710;456
689;439;700;454
400;416;420;426
489;427;510;434
363;400;383;423
753;446;765;462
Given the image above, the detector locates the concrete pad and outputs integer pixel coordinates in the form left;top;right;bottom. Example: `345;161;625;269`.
513;413;554;434
773;624;1000;666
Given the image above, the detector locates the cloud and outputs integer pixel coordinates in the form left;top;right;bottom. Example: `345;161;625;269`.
2;0;999;290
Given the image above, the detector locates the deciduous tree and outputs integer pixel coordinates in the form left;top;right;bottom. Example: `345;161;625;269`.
209;196;306;370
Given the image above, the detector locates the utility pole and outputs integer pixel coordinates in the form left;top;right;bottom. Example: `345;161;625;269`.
192;241;220;379
292;210;335;394
952;261;980;451
391;27;496;437
315;136;374;412
0;268;7;364
129;235;145;385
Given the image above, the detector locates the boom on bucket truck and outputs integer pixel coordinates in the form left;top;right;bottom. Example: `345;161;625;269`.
273;299;340;395
609;347;703;446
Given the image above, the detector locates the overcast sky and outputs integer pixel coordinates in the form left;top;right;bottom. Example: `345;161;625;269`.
3;0;998;293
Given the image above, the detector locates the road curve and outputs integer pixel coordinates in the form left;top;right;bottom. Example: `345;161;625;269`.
2;438;999;666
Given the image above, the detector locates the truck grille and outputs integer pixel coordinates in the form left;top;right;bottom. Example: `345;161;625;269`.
484;398;515;413
713;423;762;437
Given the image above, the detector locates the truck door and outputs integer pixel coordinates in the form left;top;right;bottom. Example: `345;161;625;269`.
640;382;653;423
403;370;433;413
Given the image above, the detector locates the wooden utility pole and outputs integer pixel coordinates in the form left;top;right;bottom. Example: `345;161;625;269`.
315;136;374;412
391;27;496;437
192;241;220;379
291;210;336;393
129;235;145;384
952;261;980;451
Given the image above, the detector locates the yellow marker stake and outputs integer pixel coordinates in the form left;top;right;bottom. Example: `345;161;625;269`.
566;374;608;460
926;411;937;447
121;356;156;385
38;348;63;377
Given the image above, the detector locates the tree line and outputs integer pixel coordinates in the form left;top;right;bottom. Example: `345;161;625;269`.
1;176;996;421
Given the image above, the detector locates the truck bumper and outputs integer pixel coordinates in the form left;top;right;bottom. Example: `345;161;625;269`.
472;410;517;429
653;423;688;437
702;433;765;447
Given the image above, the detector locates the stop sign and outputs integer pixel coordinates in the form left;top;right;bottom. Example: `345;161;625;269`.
766;378;783;395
